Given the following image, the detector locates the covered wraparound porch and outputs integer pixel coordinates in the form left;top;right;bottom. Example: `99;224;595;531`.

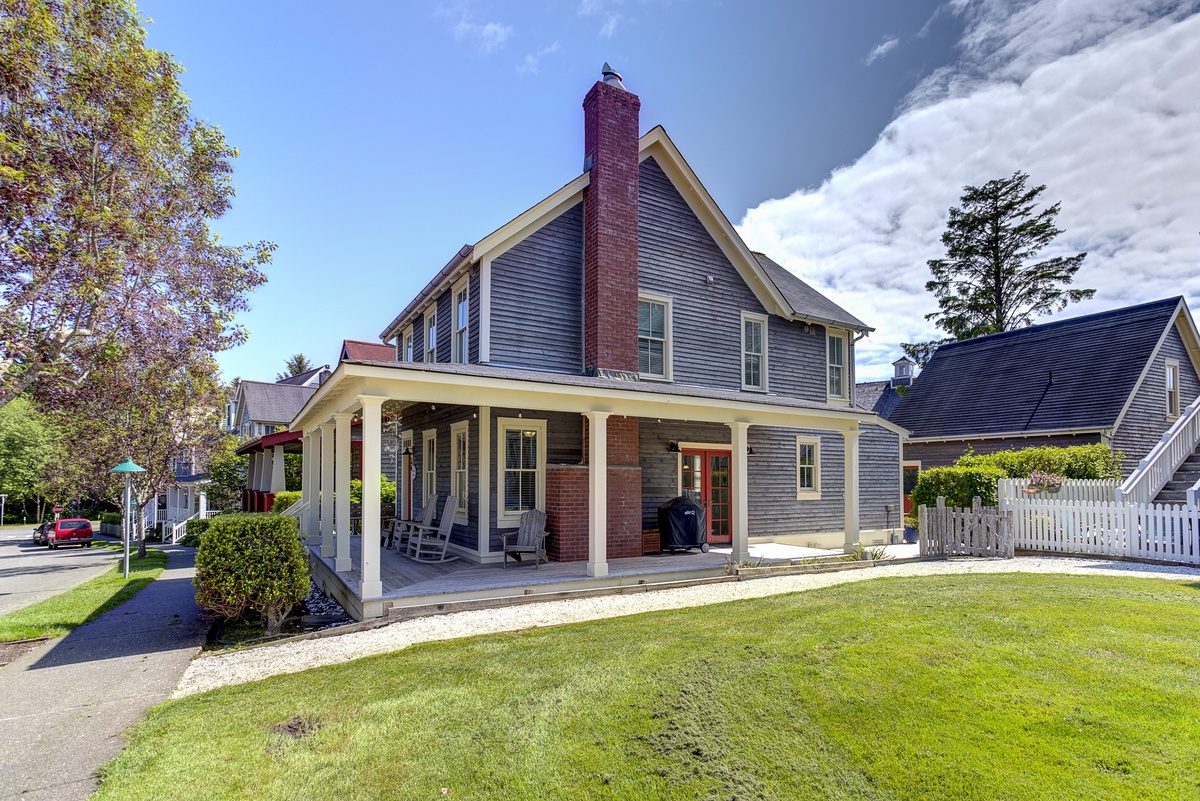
290;360;887;620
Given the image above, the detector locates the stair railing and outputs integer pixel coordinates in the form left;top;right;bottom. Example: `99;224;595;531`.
1117;395;1200;505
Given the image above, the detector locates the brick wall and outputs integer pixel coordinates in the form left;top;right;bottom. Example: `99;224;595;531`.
582;415;640;466
545;464;643;562
582;80;641;375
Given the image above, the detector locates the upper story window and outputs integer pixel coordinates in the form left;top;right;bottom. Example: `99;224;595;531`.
828;331;847;400
425;305;438;363
453;278;469;364
1166;359;1181;418
638;294;672;380
402;326;414;363
742;312;768;391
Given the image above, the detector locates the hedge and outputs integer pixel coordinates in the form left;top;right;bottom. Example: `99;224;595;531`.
99;511;122;525
193;514;309;636
910;466;1008;511
349;474;396;506
179;518;211;548
271;491;302;514
955;444;1123;480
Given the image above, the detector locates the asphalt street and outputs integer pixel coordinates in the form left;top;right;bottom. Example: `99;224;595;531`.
0;526;120;618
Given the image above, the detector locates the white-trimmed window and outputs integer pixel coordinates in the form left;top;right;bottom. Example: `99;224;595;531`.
796;436;821;499
422;429;437;505
742;312;768;391
638;294;672;380
453;277;469;364
1167;359;1181;418
425;305;438;363
497;417;546;526
827;331;847;400
450;420;469;521
402;326;414;363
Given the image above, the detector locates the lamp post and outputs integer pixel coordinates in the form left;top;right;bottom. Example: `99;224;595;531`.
110;460;146;579
0;494;6;528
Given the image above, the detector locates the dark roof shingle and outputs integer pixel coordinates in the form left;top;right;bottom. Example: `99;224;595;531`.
753;253;869;331
238;381;318;426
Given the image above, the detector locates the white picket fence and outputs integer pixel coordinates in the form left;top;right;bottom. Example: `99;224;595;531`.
918;497;1014;558
997;478;1119;504
1003;496;1200;565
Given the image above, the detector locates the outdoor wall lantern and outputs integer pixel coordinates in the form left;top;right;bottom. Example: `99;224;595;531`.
667;441;681;453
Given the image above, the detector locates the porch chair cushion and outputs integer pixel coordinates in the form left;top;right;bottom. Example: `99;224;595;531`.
501;509;548;568
406;496;460;563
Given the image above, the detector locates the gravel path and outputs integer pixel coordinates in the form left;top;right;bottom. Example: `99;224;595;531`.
174;556;1200;698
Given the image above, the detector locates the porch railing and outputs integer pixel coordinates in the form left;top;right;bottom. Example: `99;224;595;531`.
1116;395;1200;504
167;509;221;545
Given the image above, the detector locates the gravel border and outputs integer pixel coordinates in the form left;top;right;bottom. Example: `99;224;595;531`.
174;556;1200;698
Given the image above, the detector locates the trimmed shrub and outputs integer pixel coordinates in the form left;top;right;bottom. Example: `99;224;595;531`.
910;466;1008;511
194;514;309;636
955;444;1123;480
271;491;302;514
349;475;396;506
180;518;211;548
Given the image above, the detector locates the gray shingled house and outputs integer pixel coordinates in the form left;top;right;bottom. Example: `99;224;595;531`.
890;297;1200;481
288;67;905;618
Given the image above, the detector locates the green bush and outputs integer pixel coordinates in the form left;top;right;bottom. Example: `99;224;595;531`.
271;491;302;514
194;514;309;636
349;475;396;506
955;444;1123;480
180;518;211;547
99;511;122;525
910;466;1008;511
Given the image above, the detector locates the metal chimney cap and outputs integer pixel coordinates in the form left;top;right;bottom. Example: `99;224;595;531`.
601;62;626;90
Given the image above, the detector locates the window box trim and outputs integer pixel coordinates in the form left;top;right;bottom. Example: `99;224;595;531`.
496;417;547;527
796;435;821;499
741;311;769;392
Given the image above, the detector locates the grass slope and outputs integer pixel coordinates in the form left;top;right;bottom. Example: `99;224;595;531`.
0;547;167;642
96;573;1200;800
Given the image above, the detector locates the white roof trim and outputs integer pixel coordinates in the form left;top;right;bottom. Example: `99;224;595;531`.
1112;299;1200;434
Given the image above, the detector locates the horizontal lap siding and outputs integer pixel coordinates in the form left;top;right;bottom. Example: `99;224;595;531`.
435;287;452;363
638;157;768;393
748;427;845;536
859;423;901;530
490;204;584;373
903;433;1102;470
638;420;731;527
488;408;583;553
401;404;479;551
768;317;827;401
1112;325;1200;474
469;271;480;364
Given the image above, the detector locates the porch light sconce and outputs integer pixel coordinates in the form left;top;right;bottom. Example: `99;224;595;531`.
402;446;413;457
747;446;755;456
667;441;681;453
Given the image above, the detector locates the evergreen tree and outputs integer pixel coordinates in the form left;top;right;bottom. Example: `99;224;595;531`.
277;354;316;381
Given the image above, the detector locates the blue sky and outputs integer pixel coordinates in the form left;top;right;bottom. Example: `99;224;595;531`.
138;1;1200;382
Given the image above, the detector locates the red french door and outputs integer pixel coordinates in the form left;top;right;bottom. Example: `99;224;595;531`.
680;449;732;544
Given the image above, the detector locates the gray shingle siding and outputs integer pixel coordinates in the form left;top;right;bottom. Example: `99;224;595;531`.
747;427;846;536
767;317;828;401
903;433;1102;470
404;403;479;551
1111;324;1200;473
469;271;481;364
638;420;731;527
858;423;902;531
435;287;452;363
490;203;584;373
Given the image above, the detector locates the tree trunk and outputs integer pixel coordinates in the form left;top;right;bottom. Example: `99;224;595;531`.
136;495;147;558
262;603;290;637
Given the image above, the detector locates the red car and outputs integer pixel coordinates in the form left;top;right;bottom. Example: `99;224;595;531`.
47;518;94;549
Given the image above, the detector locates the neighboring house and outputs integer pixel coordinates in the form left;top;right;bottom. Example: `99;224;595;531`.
856;357;916;420
290;67;905;611
890;297;1200;479
232;377;326;439
341;339;397;363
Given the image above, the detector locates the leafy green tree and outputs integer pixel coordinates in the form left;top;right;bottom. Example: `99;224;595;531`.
903;172;1092;365
0;0;272;407
0;396;54;512
205;434;248;512
276;354;316;381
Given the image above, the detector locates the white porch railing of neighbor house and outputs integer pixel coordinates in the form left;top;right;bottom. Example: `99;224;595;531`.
1117;395;1200;504
997;478;1119;504
167;509;221;545
1001;496;1200;565
141;500;157;532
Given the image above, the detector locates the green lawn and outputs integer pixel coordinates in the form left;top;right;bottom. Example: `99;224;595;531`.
0;547;167;642
95;573;1200;800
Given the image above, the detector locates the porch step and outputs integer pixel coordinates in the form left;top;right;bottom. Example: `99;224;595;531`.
1150;445;1200;505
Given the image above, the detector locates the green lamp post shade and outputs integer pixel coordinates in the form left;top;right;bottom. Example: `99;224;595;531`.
110;459;146;473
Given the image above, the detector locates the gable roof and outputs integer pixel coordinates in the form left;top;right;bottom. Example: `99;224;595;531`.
856;381;901;419
890;297;1192;440
380;126;870;341
276;365;330;387
341;339;396;362
236;380;318;428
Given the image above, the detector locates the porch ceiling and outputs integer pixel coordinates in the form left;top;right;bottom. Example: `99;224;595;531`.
293;359;899;434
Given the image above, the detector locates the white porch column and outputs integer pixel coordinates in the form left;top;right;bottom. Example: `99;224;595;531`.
185;485;195;518
478;406;491;558
358;396;385;599
248;451;260;491
198;490;208;517
844;425;861;550
586;411;609;578
270;444;287;494
728;422;751;563
259;449;273;492
302;433;319;546
333;412;353;573
319;422;335;558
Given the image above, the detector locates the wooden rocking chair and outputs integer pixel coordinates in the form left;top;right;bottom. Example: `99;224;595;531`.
501;509;548;568
406;496;460;563
392;498;437;552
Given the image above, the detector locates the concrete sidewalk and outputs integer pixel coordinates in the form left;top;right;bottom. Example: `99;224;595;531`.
0;546;208;801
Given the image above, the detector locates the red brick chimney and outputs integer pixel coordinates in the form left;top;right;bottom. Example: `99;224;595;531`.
582;64;640;378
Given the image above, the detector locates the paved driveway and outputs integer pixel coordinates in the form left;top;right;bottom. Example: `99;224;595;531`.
0;527;119;618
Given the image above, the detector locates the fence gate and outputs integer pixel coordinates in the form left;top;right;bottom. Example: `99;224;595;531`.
919;497;1014;558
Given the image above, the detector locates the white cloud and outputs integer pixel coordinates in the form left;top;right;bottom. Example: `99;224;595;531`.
865;36;900;65
453;18;513;54
600;13;622;38
517;42;561;75
737;0;1200;381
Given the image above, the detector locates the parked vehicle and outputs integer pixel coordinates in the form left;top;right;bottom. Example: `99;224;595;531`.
47;518;94;549
32;522;51;546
